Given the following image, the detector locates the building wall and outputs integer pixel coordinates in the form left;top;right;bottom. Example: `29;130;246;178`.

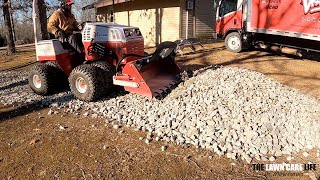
180;0;195;39
160;8;180;43
181;0;217;42
96;0;219;45
97;0;180;47
117;9;157;46
195;0;216;41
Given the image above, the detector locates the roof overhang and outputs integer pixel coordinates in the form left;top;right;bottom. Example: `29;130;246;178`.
82;0;133;10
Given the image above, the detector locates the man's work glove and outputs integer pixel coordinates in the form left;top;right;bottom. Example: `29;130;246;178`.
55;30;67;43
77;21;91;31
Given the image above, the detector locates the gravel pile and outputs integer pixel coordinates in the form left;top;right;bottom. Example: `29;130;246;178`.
1;66;319;163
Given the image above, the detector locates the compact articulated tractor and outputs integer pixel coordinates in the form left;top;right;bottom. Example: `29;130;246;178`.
29;1;180;101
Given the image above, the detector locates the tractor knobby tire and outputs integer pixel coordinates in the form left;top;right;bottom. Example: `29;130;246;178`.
68;64;104;101
45;61;68;88
46;61;61;69
28;63;57;95
90;61;115;93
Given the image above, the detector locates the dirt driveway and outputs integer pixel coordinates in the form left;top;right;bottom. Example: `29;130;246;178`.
175;43;320;98
0;42;319;179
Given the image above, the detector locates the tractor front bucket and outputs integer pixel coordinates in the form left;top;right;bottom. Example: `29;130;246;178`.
113;42;180;98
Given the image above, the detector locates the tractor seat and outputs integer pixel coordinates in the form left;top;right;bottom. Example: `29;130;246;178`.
48;33;76;52
36;39;69;57
61;41;77;52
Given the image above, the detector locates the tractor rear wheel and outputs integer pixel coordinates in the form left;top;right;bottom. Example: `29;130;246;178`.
28;63;57;95
90;61;115;93
68;64;104;101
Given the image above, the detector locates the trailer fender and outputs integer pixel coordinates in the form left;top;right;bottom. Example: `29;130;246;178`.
223;29;242;40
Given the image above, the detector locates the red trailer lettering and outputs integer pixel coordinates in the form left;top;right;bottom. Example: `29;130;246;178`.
302;0;320;14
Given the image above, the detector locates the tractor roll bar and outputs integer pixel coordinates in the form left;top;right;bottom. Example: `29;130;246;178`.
32;0;38;60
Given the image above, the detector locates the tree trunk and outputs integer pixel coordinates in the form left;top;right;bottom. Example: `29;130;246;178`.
9;2;16;41
3;0;16;54
35;0;49;40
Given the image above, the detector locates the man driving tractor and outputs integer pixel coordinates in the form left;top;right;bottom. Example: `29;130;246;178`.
47;0;84;53
29;0;180;101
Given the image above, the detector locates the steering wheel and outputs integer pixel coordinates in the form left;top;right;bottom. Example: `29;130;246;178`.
78;21;92;31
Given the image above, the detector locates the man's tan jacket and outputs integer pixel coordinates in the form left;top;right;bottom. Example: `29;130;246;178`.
47;9;79;36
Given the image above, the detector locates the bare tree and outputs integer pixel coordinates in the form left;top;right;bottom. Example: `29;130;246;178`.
2;0;16;54
35;0;49;40
0;0;94;48
12;0;49;41
75;0;96;22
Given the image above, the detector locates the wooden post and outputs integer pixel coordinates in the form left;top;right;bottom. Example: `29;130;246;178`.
111;0;115;22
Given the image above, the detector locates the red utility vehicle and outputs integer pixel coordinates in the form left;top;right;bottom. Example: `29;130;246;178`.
29;1;180;101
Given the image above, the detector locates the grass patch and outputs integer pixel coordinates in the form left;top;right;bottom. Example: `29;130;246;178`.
0;50;36;71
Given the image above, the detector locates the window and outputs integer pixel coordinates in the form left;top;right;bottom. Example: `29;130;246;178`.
219;0;238;17
124;29;134;38
135;29;142;37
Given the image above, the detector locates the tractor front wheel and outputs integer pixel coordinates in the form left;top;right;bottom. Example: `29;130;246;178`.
90;61;115;93
69;64;104;101
28;64;56;95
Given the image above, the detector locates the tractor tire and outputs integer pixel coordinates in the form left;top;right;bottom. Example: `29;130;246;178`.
46;61;68;88
90;61;115;93
90;61;116;76
68;64;104;101
46;61;61;69
225;32;243;53
28;63;57;95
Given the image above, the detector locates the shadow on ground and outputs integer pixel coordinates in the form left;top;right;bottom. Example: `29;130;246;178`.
0;80;28;91
0;94;74;122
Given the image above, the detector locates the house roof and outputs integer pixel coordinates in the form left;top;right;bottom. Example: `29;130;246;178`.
82;0;132;10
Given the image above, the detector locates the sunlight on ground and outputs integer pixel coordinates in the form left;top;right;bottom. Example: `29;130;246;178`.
1;43;319;97
0;50;36;71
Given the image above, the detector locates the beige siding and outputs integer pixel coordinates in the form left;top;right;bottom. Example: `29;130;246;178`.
114;11;129;25
114;9;156;47
160;7;180;42
115;8;180;47
94;0;217;43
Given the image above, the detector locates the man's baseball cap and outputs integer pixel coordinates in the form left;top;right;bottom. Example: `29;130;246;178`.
65;0;74;5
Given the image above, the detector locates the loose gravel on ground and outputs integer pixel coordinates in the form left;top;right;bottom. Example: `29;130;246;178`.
1;66;319;163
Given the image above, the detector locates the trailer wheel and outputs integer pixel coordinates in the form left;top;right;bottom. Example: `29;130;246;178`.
225;32;242;53
68;64;104;101
28;64;56;95
90;61;115;93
